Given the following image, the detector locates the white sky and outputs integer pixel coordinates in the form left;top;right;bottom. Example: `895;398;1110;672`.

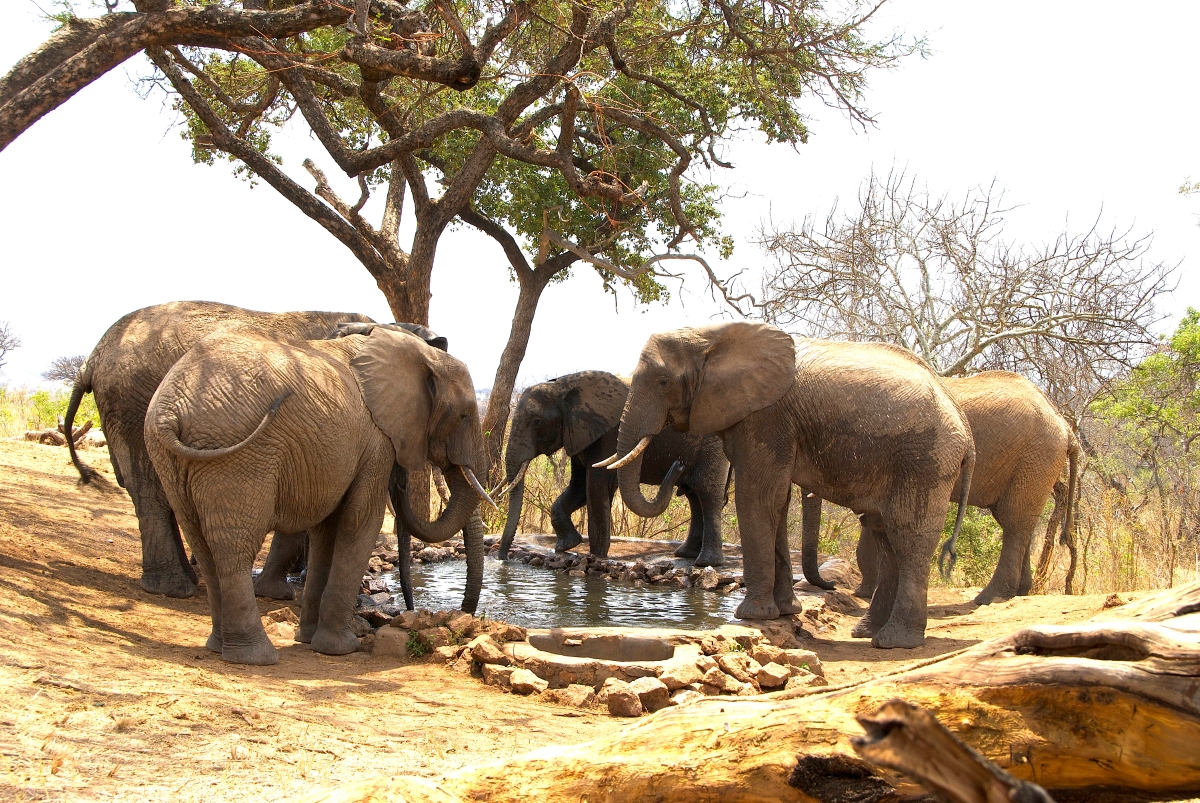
1;1;1197;391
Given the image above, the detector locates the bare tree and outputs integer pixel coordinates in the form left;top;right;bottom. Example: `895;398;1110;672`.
42;354;86;384
0;322;18;372
758;168;1176;407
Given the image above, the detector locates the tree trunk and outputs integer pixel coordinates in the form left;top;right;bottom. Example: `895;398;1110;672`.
299;583;1200;803
481;271;552;485
1031;480;1068;594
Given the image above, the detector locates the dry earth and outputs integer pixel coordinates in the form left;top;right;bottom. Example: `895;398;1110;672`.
0;439;1154;802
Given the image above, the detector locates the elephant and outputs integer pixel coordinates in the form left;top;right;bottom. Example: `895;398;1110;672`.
496;371;730;565
805;370;1080;606
608;322;974;649
64;301;374;598
144;325;492;664
252;320;458;604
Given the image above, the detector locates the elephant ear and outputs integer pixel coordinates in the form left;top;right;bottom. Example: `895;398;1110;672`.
349;327;438;471
562;372;628;456
689;322;796;435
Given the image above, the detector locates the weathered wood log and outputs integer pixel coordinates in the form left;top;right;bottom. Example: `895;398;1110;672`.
301;584;1200;803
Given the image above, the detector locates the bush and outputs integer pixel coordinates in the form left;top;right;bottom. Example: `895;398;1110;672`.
0;384;101;437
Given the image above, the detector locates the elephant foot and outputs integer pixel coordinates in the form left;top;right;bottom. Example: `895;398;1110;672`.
554;532;583;553
673;541;701;560
1017;576;1034;596
253;573;297;601
205;630;223;653
871;622;926;650
691;549;726;568
295;623;316;644
850;618;880;639
141;570;198;599
852;583;876;600
973;583;1016;606
775;594;804;616
734;596;780;620
310;627;361;656
221;637;279;666
588;547;610;559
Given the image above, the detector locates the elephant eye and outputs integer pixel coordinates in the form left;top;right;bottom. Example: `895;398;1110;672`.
657;376;669;390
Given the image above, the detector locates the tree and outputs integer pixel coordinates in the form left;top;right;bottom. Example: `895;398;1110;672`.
2;0;918;477
42;354;86;384
757;168;1175;412
0;321;18;372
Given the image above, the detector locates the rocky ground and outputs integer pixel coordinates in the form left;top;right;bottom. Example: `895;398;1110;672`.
0;439;1154;802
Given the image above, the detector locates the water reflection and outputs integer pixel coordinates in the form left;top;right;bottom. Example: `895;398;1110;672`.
379;557;741;630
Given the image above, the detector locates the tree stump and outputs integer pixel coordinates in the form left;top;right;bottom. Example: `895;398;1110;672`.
301;583;1200;803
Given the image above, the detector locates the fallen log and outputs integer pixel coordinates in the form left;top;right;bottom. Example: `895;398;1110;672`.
303;584;1200;803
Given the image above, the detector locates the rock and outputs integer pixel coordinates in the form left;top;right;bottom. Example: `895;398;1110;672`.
359;607;394;627
264;607;300;625
696;655;718;673
434;645;466;661
717;653;762;684
391;610;420;630
351;615;374;637
371;627;408;658
430;611;452;627
380;603;406;617
817;557;863;589
751;644;787;667
736;682;758;697
529;556;545;567
700;635;724;656
697;566;720;590
409;610;437;631
445;611;475;634
701;667;741;694
262;620;295;641
754;618;813;649
357;594;377;609
363;576;388;594
510;669;550;695
699;683;723;697
449;653;475;674
415;627;453;651
659;661;704;691
541;684;596;708
782;649;824;677
606;684;643;718
492;623;527;643
482;664;516;691
594;677;626;707
823;589;863;614
568;569;586;578
785;669;828;690
468;634;508;666
627;677;670;713
756;662;791;689
670;689;704;707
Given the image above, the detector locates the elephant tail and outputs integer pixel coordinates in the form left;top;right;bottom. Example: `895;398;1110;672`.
165;391;292;461
64;357;107;487
939;438;976;580
1060;429;1081;546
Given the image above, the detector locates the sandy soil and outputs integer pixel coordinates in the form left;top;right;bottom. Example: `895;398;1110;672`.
0;439;1154;802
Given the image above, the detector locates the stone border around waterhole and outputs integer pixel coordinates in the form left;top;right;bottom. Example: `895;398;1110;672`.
360;609;830;718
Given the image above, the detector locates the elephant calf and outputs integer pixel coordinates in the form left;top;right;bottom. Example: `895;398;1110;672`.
497;371;730;566
145;327;490;664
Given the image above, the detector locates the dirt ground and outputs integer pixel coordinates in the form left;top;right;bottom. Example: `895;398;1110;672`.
0;439;1153;802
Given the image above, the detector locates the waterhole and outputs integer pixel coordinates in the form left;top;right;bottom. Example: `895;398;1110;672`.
380;557;741;630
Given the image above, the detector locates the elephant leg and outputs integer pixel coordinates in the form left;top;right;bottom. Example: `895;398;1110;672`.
254;531;307;600
201;523;275;665
852;520;894;638
1018;536;1035;596
298;522;335;644
976;505;1039;605
673;487;705;561
310;479;387;657
773;486;802;615
126;445;198;598
870;513;942;649
691;485;727;568
732;464;790;621
181;518;223;653
550;457;588;553
854;519;881;599
585;468;615;558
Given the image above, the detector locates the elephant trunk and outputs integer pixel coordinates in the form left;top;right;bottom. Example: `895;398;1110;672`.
399;465;478;545
389;466;416;611
460;510;484;614
497;476;526;560
800;490;835;590
612;430;682;518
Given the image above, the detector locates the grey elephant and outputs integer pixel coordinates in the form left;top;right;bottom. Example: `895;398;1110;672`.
805;370;1080;606
144;326;492;664
253;320;461;606
497;371;730;565
608;322;973;649
64;301;373;598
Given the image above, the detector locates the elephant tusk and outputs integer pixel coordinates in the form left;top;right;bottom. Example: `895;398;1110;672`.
462;465;500;511
592;453;620;468
606;436;653;470
498;461;529;496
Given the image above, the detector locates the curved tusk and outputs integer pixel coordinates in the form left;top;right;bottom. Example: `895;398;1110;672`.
462;465;500;511
592;453;620;469
606;436;652;470
498;461;530;497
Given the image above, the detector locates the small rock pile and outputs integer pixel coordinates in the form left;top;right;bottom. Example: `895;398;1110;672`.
369;608;528;661
494;541;744;595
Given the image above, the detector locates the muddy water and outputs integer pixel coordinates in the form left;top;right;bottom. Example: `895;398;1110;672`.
379;558;742;630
